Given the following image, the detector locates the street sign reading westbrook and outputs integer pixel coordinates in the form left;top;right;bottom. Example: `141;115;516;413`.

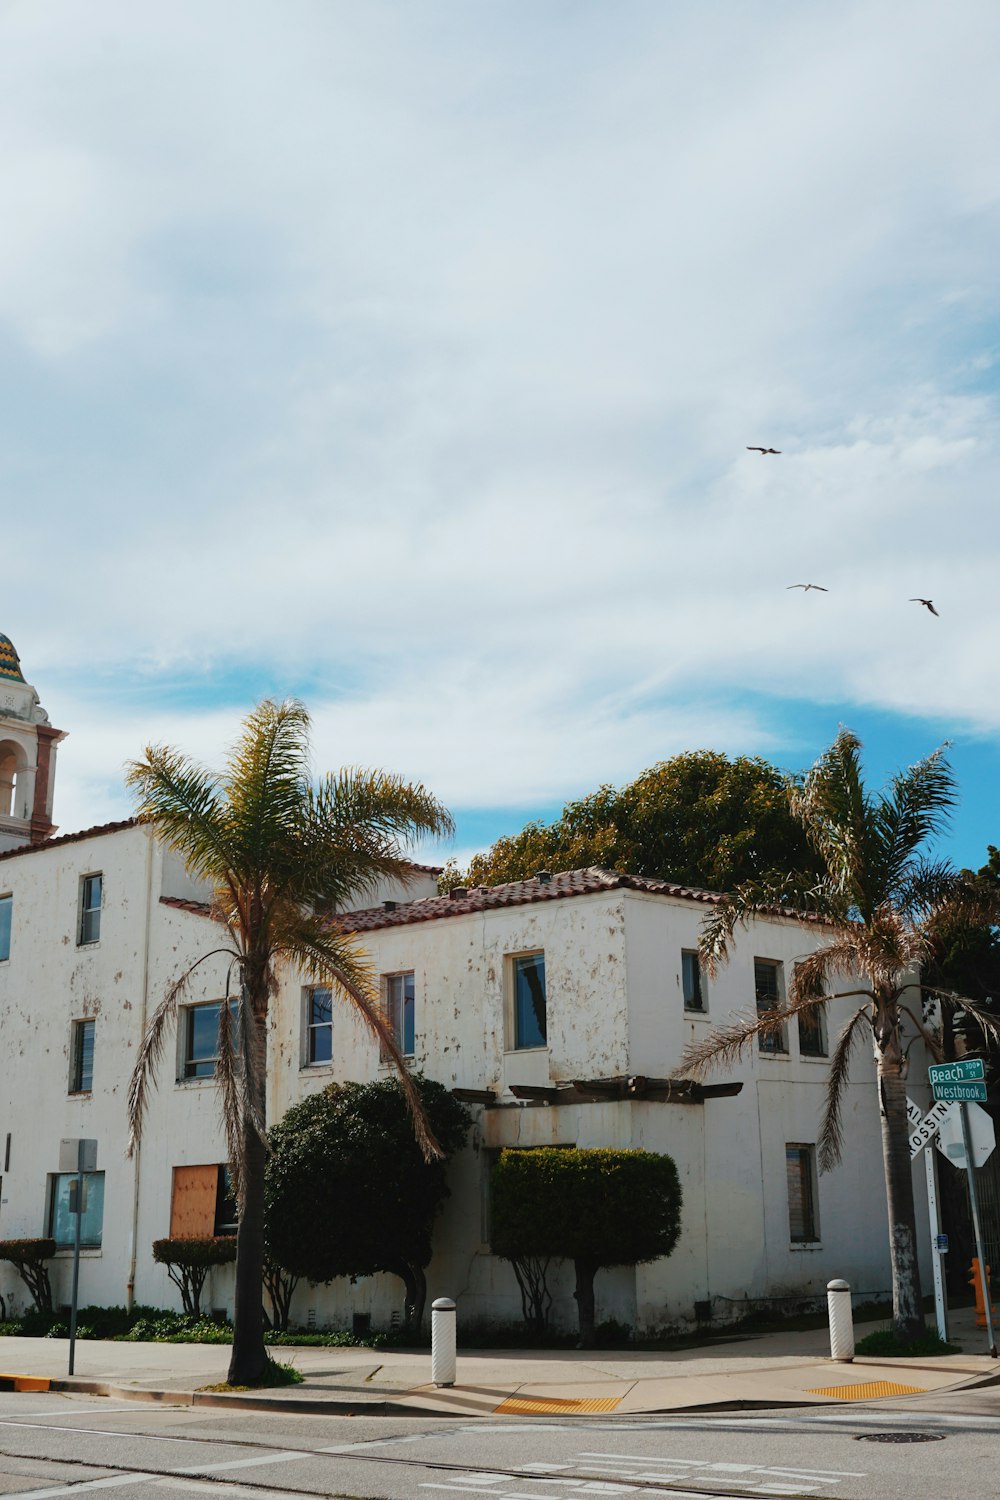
929;1059;986;1102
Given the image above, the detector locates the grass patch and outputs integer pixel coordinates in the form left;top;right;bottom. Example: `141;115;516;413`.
199;1357;304;1392
854;1327;961;1357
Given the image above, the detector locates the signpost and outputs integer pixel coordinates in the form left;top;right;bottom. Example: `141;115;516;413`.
58;1138;97;1377
925;1064;996;1359
906;1097;950;1340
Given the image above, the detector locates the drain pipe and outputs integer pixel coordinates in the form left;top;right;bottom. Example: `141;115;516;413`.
126;829;156;1311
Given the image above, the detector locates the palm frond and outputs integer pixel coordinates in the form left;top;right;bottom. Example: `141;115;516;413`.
223;699;311;881
920;987;1000;1045
818;1003;873;1172
881;746;956;884
126;948;237;1154
679;992;833;1079
125;746;233;885
698;877;789;976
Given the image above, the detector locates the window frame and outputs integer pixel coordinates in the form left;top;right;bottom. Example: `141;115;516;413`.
69;1018;95;1094
47;1170;105;1249
0;893;10;963
786;1143;820;1245
180;999;237;1081
507;950;548;1052
383;971;416;1060
303;985;333;1067
77;873;103;947
754;957;788;1054
681;949;705;1013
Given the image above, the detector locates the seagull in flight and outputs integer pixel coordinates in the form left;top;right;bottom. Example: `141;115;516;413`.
747;446;781;455
787;583;828;592
910;598;940;617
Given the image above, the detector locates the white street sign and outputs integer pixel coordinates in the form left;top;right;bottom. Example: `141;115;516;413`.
936;1102;996;1169
908;1098;953;1159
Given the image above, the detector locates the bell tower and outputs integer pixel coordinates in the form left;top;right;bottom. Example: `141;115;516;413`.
0;635;66;853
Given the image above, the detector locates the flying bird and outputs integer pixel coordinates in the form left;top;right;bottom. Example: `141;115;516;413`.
747;446;781;455
787;584;828;592
910;598;940;617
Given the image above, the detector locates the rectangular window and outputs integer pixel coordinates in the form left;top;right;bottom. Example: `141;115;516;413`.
798;1004;827;1058
70;1019;95;1093
305;986;333;1065
512;952;547;1049
0;894;11;962
48;1171;105;1248
182;1001;236;1079
78;874;102;946
169;1163;237;1237
681;950;704;1012
214;1165;238;1235
755;958;787;1054
385;972;416;1057
786;1145;819;1243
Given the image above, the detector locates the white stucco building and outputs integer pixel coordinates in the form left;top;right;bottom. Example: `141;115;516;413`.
0;639;932;1333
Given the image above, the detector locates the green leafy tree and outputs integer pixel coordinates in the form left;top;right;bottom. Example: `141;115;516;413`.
152;1237;236;1317
445;753;821;892
265;1077;471;1331
126;699;453;1384
491;1148;683;1347
0;1239;55;1312
681;730;1000;1344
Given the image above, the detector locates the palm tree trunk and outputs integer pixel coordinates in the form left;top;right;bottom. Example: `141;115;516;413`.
877;1054;925;1342
228;1000;269;1386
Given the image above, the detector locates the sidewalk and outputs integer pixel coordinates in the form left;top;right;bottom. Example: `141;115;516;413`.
2;1308;997;1417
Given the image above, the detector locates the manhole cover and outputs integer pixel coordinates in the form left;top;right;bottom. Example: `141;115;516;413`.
856;1432;945;1444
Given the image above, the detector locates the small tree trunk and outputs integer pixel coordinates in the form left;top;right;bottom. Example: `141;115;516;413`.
877;1049;925;1342
573;1259;599;1349
399;1263;427;1334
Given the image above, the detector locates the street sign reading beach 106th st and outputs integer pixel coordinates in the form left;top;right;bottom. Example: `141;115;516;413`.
928;1058;987;1102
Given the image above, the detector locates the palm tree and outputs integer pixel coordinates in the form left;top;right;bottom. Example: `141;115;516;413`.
126;699;454;1384
681;729;999;1343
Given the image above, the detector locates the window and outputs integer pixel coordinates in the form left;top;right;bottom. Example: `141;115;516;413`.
755;958;787;1053
70;1019;95;1093
798;1004;827;1058
786;1145;819;1243
48;1171;105;1248
511;952;547;1050
385;972;416;1058
182;1001;236;1079
0;894;10;962
681;950;704;1012
78;874;102;945
169;1164;237;1236
305;986;333;1065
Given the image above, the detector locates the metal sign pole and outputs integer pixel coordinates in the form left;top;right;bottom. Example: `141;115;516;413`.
68;1141;84;1377
961;1102;998;1358
923;1146;948;1343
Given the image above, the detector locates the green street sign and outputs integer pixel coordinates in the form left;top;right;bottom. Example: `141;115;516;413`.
929;1059;985;1085
932;1080;988;1103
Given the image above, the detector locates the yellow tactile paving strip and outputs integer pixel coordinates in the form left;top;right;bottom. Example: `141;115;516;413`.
495;1395;623;1415
807;1380;927;1400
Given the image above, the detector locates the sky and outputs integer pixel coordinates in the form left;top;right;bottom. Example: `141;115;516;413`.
2;0;1000;874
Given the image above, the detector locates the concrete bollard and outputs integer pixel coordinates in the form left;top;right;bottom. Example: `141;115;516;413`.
431;1297;457;1387
827;1279;854;1362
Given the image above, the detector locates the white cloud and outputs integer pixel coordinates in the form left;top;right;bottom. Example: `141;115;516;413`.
2;1;1000;836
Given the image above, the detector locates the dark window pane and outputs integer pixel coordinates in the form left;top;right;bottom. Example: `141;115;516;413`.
0;896;11;962
755;960;786;1053
786;1147;817;1242
71;1020;95;1093
514;954;547;1049
798;1006;827;1057
682;951;703;1011
215;1165;238;1235
79;875;102;945
184;1001;236;1078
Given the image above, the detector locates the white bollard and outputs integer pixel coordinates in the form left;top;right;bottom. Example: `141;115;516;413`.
431;1297;457;1387
827;1279;854;1362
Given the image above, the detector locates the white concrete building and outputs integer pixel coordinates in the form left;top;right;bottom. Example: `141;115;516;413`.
0;639;932;1333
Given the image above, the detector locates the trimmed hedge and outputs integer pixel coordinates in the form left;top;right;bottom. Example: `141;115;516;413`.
152;1237;236;1317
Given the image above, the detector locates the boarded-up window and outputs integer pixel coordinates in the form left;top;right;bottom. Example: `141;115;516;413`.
170;1164;219;1236
786;1145;818;1243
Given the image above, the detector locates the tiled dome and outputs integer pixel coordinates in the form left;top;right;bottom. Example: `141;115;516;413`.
0;635;24;684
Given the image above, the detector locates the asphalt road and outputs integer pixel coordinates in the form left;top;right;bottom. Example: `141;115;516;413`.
0;1389;995;1500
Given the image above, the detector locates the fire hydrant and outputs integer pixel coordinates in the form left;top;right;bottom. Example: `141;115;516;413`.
969;1258;997;1329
